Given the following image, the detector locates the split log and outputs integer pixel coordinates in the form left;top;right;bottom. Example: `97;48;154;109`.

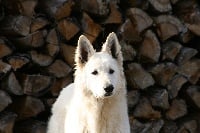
10;96;45;119
150;62;177;86
149;88;169;110
38;0;73;20
60;43;76;67
120;8;153;42
167;74;187;99
125;63;155;89
20;74;53;96
0;112;17;133
174;0;200;36
14;119;46;133
13;31;45;49
46;29;59;44
46;43;60;58
1;72;23;95
50;75;73;96
130;119;164;133
31;16;49;32
2;0;38;16
148;0;172;13
0;90;12;112
127;8;153;33
160;120;178;133
176;47;198;65
0;60;11;79
124;0;148;10
186;86;200;108
54;0;74;20
57;18;80;41
7;54;30;71
0;15;31;37
0;39;13;58
120;40;136;61
138;30;160;63
166;99;187;120
179;28;194;43
45;60;72;78
81;0;109;16
30;50;53;67
155;15;184;41
177;120;198;133
119;19;142;42
161;41;182;61
81;12;102;43
102;2;122;24
177;59;200;84
127;90;140;109
133;97;161;120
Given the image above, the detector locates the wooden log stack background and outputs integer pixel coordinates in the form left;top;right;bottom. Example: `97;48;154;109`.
0;0;199;132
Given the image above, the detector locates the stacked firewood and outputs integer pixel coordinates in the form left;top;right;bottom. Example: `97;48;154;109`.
0;0;199;132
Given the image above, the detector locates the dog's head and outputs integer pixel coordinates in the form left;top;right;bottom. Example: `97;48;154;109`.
75;32;124;98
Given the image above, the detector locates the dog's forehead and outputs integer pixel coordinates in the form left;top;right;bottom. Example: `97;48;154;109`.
86;52;117;68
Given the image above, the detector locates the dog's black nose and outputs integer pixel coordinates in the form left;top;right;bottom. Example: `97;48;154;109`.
104;85;114;93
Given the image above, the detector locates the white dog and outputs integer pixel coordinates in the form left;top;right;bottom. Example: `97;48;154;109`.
47;32;130;133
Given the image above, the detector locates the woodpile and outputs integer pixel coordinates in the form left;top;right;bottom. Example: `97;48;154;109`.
0;0;199;132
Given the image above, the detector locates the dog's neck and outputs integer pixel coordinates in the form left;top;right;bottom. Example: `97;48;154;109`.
74;85;124;133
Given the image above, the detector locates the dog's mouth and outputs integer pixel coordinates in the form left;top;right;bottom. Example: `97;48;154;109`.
104;92;113;97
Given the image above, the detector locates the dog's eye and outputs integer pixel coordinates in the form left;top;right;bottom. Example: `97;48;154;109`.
109;69;114;74
92;70;98;75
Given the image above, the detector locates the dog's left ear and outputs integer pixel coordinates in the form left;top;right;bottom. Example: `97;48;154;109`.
102;32;123;64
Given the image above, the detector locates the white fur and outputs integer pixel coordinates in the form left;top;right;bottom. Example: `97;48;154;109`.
47;32;130;133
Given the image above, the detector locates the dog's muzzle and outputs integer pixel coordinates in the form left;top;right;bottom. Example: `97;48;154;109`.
104;85;114;97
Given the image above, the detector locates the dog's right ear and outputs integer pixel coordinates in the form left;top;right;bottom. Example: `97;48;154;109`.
75;35;95;67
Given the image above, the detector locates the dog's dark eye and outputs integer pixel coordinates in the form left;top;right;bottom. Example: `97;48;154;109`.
109;69;114;74
92;70;98;75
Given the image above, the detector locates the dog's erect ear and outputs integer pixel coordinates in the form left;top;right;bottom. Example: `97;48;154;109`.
75;35;95;66
102;32;123;64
